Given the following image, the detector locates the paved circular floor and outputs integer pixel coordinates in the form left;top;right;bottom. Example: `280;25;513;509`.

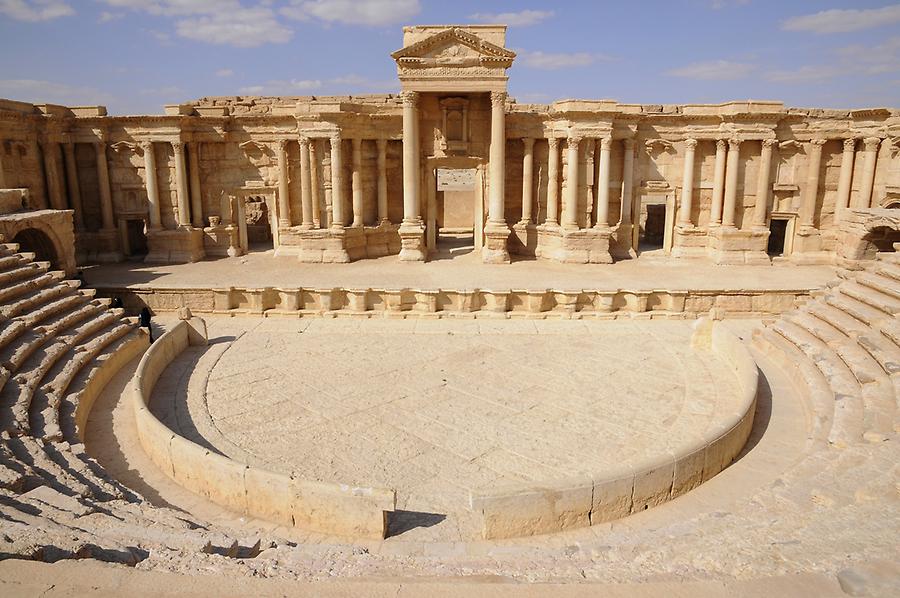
152;317;745;540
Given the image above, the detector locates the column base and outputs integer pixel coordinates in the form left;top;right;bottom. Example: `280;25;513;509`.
398;221;426;262
482;221;511;264
535;224;613;264
294;226;352;263
790;226;831;265
510;221;538;257
671;224;709;259
145;227;206;264
611;223;636;260
706;226;770;265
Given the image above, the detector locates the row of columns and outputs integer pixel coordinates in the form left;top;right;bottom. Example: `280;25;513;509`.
678;136;883;231
518;135;634;230
276;135;392;230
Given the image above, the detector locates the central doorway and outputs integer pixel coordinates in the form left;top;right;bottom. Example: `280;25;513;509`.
426;162;484;259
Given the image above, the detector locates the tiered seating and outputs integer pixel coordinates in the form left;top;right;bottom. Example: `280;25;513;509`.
0;236;255;563
754;250;900;448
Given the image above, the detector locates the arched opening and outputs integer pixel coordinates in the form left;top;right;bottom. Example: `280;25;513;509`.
12;227;61;270
859;226;900;259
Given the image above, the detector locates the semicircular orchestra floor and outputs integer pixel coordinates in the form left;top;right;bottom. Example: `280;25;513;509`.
150;317;745;541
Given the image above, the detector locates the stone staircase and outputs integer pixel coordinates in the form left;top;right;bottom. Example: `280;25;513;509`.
753;250;900;449
0;236;256;563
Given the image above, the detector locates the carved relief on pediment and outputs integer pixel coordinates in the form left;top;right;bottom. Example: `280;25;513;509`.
392;27;515;73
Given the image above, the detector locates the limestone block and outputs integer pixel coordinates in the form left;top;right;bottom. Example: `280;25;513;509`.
671;444;707;498
200;450;249;515
631;457;674;512
291;478;393;539
589;468;634;524
243;467;294;527
715;294;753;312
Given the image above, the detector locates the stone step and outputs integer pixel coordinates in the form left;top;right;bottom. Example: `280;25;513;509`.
0;319;27;356
5;436;92;498
751;327;833;448
0;283;75;321
840;281;900;317
857;271;900;302
39;442;125;502
0;272;61;307
873;261;900;284
806;302;900;374
0;263;44;287
19;294;90;329
825;293;900;347
771;319;865;447
0;254;26;271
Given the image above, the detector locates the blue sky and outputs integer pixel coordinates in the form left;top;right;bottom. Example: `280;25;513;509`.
0;1;898;114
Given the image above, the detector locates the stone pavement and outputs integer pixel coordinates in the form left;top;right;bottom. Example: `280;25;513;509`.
149;317;743;541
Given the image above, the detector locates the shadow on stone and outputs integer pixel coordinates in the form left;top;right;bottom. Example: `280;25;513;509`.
386;510;447;537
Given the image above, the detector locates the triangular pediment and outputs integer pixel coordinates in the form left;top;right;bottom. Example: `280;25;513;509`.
392;27;515;69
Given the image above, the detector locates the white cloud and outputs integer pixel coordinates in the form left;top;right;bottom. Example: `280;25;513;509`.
666;60;756;80
238;79;323;95
517;50;609;70
782;4;900;34
468;10;554;27
0;0;73;21
328;74;396;91
0;79;113;105
281;0;420;26
762;36;900;84
710;0;750;9
216;68;234;77
98;10;123;23
765;65;845;83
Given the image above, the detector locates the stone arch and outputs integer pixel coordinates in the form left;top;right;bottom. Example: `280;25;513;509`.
1;216;75;275
858;225;900;259
12;227;60;268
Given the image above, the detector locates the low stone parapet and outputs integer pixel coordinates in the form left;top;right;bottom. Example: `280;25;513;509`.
130;318;395;539
468;321;758;539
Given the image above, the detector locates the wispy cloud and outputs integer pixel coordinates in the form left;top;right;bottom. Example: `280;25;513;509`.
237;74;397;95
0;79;113;105
215;69;234;78
762;36;900;84
516;50;611;70
764;65;845;83
238;79;323;95
98;10;123;23
782;4;900;34
468;10;554;27
281;0;420;26
0;0;73;21
709;0;750;9
666;60;756;80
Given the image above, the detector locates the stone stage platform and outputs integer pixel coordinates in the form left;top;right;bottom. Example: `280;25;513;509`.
150;317;750;542
84;251;837;319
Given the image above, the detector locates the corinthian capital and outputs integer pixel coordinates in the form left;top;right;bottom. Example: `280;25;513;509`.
567;134;582;149
400;91;419;107
728;138;741;150
809;138;827;147
716;139;727;152
843;138;856;151
171;141;184;156
863;136;881;151
490;91;507;107
600;136;613;151
548;136;559;149
683;138;698;150
763;138;778;148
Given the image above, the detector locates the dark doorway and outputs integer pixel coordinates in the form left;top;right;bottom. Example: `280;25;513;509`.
435;168;476;258
244;195;273;251
767;218;789;256
640;204;666;251
12;228;59;270
125;219;148;259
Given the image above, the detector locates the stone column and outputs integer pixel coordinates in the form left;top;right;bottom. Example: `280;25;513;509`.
563;134;581;228
188;142;203;228
276;139;291;227
752;139;775;228
309;140;321;227
351;138;363;227
329;133;344;227
298;137;313;229
487;91;506;225
0;141;6;189
835;138;856;219
722;138;741;228
621;138;635;228
401;91;420;224
857;137;881;209
800;139;825;229
546;137;560;225
42;141;66;210
376;138;388;225
678;138;697;226
710;139;727;226
595;136;612;228
62;142;84;230
520;137;534;224
140;141;161;230
95;141;115;231
172;141;191;227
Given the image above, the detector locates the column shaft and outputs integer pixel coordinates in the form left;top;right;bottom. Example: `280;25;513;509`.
752;139;775;227
172;142;191;227
595;136;612;227
520;137;534;223
351;138;363;227
858;137;881;208
95;142;115;230
800;139;825;228
0;140;6;189
488;91;506;224
330;134;344;227
63;142;84;230
401;91;420;224
835;138;856;218
309;140;321;227
546;137;560;224
188;142;203;227
710;140;727;225
678;139;697;226
722;139;741;228
376;139;388;224
563;135;580;228
43;142;66;210
621;139;635;227
276;140;291;227
141;141;161;230
299;137;313;228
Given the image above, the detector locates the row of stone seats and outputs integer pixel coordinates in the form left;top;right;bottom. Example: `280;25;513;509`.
0;236;256;563
754;250;900;449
